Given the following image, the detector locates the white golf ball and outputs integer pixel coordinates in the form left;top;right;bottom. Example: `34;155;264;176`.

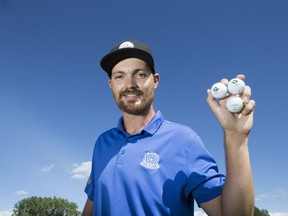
226;96;243;113
228;78;245;95
210;82;227;99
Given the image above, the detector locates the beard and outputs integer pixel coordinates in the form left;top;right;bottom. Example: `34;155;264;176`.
113;87;155;116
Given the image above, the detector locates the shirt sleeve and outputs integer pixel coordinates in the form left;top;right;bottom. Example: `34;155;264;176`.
84;172;94;201
184;135;226;206
84;149;95;201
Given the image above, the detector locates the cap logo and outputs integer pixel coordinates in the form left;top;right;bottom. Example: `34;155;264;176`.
119;41;134;49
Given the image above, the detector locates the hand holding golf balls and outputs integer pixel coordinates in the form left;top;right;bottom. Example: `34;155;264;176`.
210;78;246;113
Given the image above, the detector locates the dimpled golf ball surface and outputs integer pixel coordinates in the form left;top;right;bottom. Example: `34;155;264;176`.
228;78;245;95
226;96;243;113
211;82;227;99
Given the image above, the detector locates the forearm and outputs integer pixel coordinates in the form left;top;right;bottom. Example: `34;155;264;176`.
221;131;254;216
82;199;93;216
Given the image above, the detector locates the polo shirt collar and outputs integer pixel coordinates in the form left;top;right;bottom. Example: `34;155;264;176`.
117;111;164;136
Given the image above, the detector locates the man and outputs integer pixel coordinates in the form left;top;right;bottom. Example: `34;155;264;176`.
82;40;255;216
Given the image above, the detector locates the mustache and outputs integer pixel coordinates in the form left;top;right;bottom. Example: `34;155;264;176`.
120;88;143;97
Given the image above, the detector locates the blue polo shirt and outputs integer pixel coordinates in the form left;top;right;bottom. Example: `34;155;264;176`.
85;111;225;215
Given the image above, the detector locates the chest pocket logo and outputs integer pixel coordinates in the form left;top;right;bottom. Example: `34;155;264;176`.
140;151;160;169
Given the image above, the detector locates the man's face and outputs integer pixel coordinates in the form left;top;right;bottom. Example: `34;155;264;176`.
109;58;159;115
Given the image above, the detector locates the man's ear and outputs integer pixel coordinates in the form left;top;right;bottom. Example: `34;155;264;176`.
154;73;160;89
108;79;112;89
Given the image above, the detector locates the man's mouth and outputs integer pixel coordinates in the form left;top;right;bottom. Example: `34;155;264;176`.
123;93;141;99
121;90;142;100
124;93;141;96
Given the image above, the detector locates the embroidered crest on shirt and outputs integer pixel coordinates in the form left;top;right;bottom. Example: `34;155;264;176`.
87;176;92;185
140;151;160;169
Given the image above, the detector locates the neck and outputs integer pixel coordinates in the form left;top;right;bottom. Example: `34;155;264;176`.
122;107;156;135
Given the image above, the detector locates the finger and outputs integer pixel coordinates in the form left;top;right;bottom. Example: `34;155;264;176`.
220;78;229;85
241;85;252;104
242;100;256;115
207;89;220;113
236;74;245;80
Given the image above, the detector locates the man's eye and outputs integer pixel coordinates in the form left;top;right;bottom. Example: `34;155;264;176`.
137;73;148;79
114;75;124;80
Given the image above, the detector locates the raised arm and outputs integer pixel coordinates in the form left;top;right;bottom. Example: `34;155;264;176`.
204;74;256;216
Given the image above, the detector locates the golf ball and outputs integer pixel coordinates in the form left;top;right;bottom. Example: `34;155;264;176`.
210;82;227;99
226;96;243;113
228;78;245;95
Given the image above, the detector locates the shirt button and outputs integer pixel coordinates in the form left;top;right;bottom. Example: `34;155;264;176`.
120;149;125;155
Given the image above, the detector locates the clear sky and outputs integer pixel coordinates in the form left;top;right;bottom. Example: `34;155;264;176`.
1;0;288;215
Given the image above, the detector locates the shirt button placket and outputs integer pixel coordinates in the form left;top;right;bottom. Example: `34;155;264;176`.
120;149;125;155
116;138;129;164
116;148;125;165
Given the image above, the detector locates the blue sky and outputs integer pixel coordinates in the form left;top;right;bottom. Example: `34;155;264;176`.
1;0;288;215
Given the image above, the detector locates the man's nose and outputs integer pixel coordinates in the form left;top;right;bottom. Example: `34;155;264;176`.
125;75;138;88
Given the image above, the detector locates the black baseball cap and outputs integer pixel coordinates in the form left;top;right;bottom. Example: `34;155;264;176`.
100;40;155;77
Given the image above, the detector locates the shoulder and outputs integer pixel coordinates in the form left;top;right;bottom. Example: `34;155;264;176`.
155;119;205;151
92;127;124;159
99;127;118;137
161;119;199;138
96;127;120;143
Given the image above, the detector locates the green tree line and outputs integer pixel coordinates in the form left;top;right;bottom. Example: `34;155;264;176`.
12;196;270;216
12;196;81;216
